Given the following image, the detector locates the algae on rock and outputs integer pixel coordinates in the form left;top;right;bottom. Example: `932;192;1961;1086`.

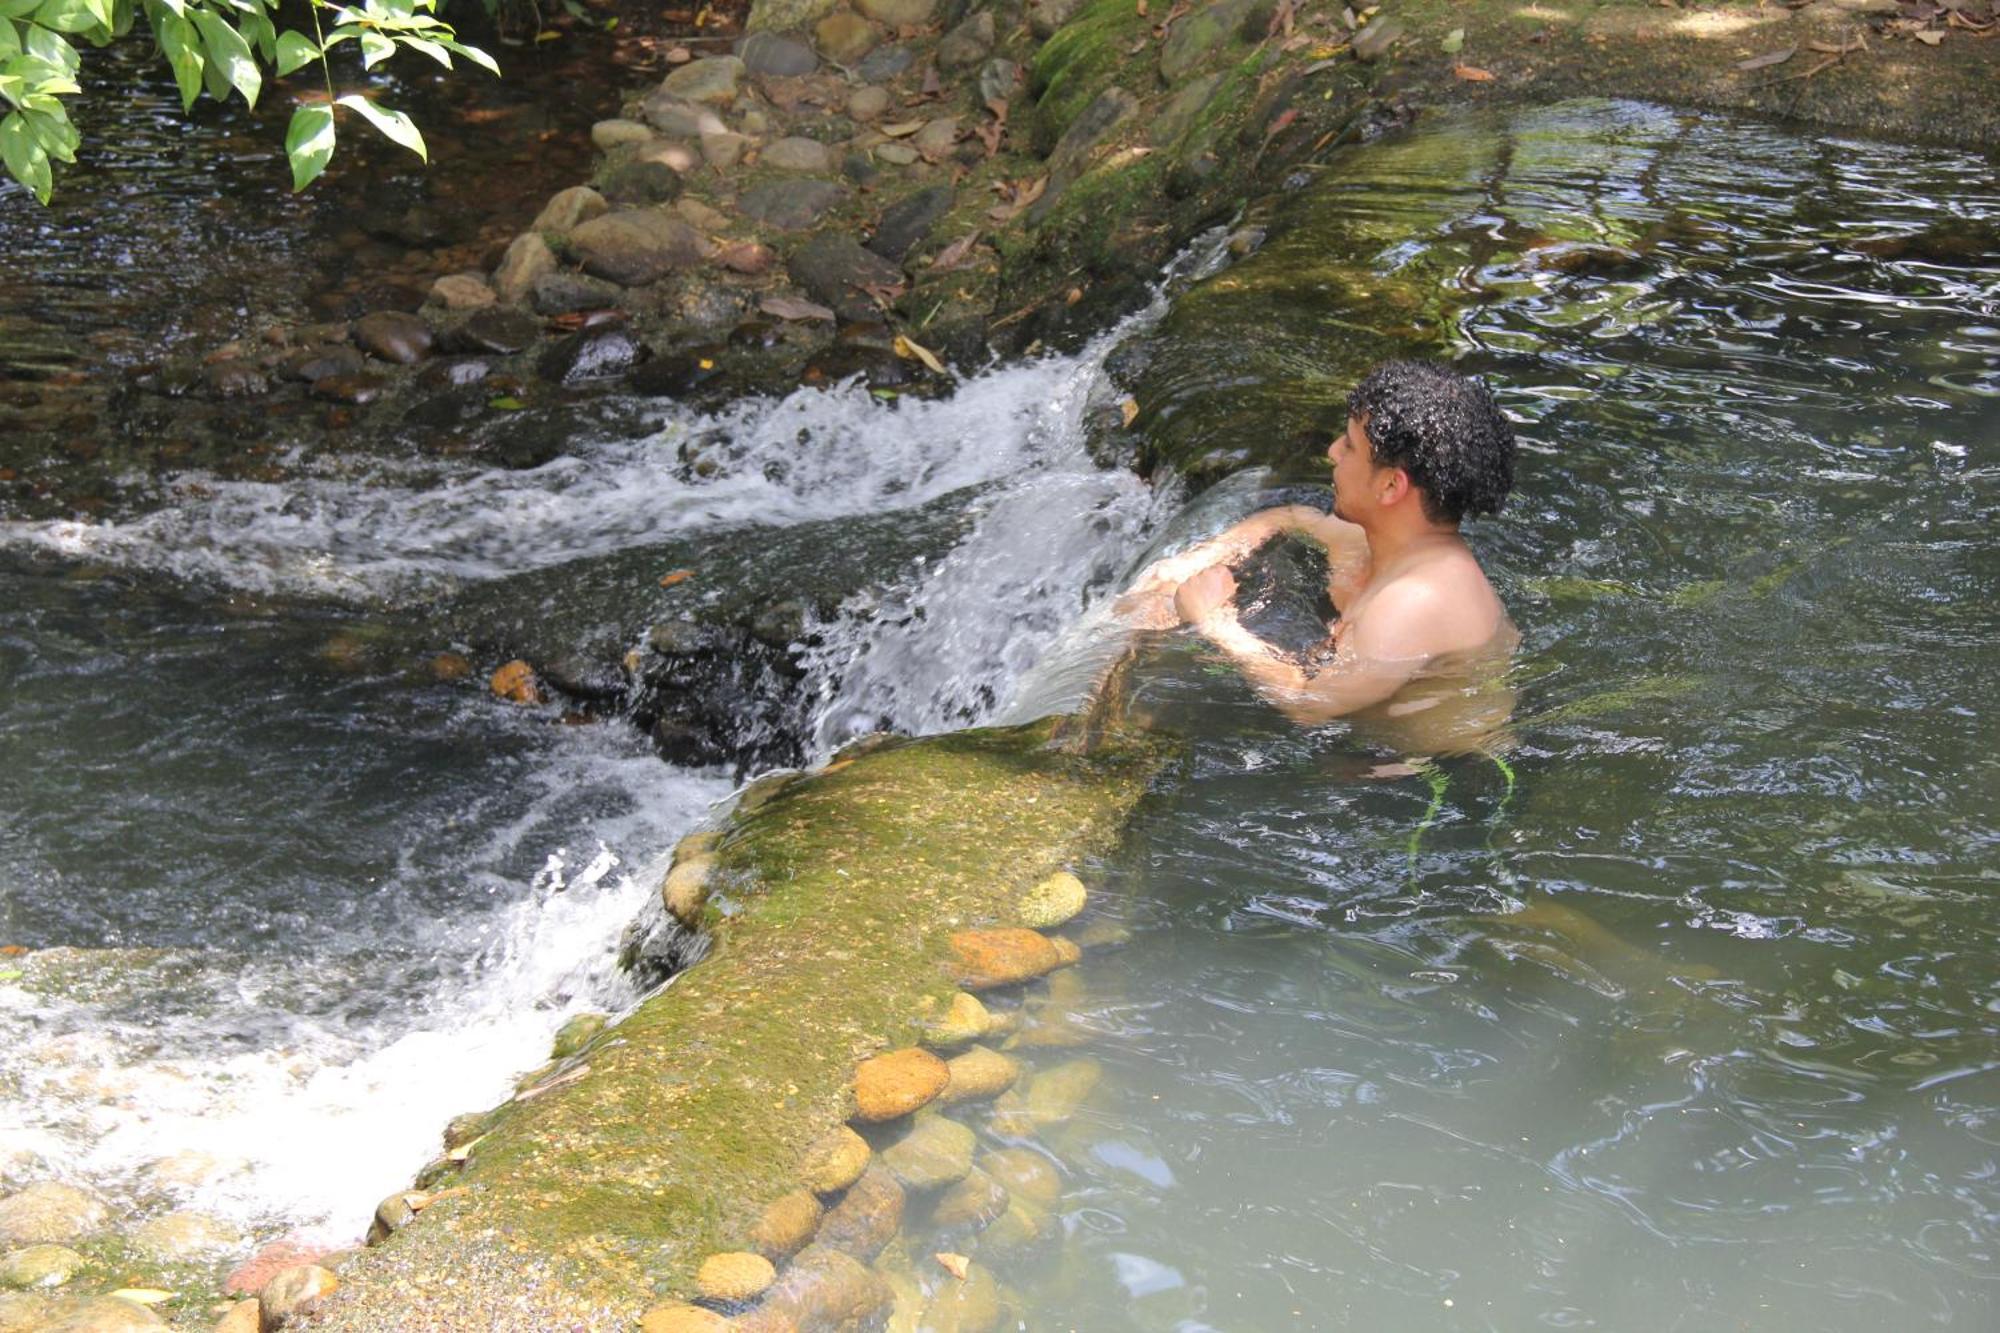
306;720;1168;1331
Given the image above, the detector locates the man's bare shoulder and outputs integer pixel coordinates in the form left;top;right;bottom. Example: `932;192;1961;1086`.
1348;550;1508;662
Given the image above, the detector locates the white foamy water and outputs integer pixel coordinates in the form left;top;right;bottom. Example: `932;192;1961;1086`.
0;741;731;1243
0;237;1232;1246
4;358;1135;602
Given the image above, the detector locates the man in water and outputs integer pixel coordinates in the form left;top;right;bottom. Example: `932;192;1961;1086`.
1125;359;1518;730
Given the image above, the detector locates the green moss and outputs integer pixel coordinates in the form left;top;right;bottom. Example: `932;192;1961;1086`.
310;720;1170;1330
1029;0;1154;154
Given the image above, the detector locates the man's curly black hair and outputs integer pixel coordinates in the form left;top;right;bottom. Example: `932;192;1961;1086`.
1345;360;1516;525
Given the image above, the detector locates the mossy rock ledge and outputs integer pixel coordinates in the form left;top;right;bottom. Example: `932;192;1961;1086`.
302;719;1167;1331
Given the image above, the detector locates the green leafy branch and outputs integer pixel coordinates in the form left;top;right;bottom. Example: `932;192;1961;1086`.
0;0;498;203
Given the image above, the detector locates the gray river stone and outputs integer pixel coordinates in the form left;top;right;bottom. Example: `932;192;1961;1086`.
788;233;906;321
353;311;434;365
492;232;555;305
568;210;705;286
589;118;654;150
867;185;953;261
741;30;819;76
308;372;389;405
814;11;879;64
538;326;646;384
452;308;542;356
1352;15;1405;62
855;0;933;25
740;179;849;231
1029;0;1085;38
530;185;608;234
203;360;269;398
763;136;835;173
531;271;623;317
857;43;913;82
660;56;745;105
639;91;727;139
936;10;994;69
978;57;1020;106
600;160;684;206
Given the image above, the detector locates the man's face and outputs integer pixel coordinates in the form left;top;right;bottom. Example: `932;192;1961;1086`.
1328;414;1380;523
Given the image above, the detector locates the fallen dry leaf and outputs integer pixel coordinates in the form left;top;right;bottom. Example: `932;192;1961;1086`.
1735;44;1797;70
445;1132;489;1163
1120;397;1140;427
894;334;948;375
109;1290;175;1306
930;229;983;272
759;295;836;322
659;569;695;588
1912;27;1944;42
1135;0;1147;15
935;1252;971;1280
1453;62;1497;81
880;120;925;137
516;1064;590;1101
665;45;691;62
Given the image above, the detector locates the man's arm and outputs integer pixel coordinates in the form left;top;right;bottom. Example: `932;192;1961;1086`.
1174;567;1436;725
1115;505;1355;628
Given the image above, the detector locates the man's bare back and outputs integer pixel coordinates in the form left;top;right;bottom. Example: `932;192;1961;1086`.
1120;361;1519;733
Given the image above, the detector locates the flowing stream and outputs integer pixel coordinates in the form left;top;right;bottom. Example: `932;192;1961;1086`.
3;96;1998;1330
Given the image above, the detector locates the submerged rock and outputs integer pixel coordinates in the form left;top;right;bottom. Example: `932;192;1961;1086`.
801;1126;872;1195
930;1166;1009;1230
878;1113;976;1191
1014;870;1086;928
750;1189;822;1260
695;1250;775;1303
0;1244;83;1290
939;1045;1019;1106
743;1243;890;1330
977;1147;1060;1209
817;1165;903;1260
948;929;1067;990
0;1184;104;1247
353;311;435;365
129;1209;241;1261
639;1304;731;1333
38;1295;162;1331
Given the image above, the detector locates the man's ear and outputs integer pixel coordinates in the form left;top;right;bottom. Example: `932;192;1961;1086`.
1380;466;1414;507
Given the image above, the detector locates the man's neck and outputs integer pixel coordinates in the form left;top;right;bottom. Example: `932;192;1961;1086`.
1362;517;1464;571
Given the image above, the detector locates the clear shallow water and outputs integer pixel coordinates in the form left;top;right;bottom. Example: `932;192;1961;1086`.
861;103;2000;1331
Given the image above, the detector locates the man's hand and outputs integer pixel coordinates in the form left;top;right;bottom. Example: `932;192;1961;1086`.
1173;564;1238;625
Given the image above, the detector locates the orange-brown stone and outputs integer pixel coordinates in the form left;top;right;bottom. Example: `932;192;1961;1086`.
947;929;1066;990
851;1047;949;1123
488;659;542;705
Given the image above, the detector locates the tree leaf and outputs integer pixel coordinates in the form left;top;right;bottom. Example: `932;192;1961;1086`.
24;17;80;67
358;27;392;66
397;32;448;66
893;334;946;375
33;0;104;35
25;105;76;161
0;0;40;17
0;21;19;58
1440;26;1463;53
284;101;334;189
1735;44;1795;71
0;109;53;202
336;92;425;161
1452;62;1495;81
156;12;204;109
273;28;316;73
757;294;835;322
437;37;496;74
191;9;260;106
